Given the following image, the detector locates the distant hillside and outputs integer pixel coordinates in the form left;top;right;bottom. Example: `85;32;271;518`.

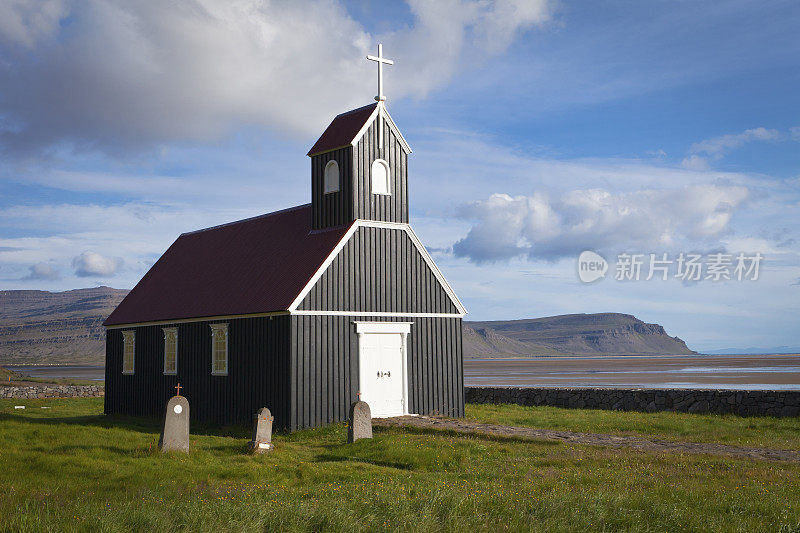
464;313;696;358
0;287;129;365
704;346;800;355
1;289;695;364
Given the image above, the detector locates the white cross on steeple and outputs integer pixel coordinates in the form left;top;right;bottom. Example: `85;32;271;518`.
367;43;393;102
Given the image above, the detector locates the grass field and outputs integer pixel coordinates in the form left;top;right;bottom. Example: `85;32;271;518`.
1;398;799;532
466;403;800;450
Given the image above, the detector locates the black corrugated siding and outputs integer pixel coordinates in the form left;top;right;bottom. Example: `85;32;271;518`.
290;315;463;431
104;315;292;429
312;115;409;230
298;226;458;314
311;147;353;230
353;117;408;223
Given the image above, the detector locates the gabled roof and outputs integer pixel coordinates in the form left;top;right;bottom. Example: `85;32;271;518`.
103;205;353;327
307;103;377;156
307;102;411;157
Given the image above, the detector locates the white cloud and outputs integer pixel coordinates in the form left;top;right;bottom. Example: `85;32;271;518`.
0;0;66;48
0;0;552;152
453;184;751;262
21;262;60;280
681;127;780;169
791;126;800;142
71;251;124;277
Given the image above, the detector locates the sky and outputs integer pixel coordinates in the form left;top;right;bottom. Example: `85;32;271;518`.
1;0;799;352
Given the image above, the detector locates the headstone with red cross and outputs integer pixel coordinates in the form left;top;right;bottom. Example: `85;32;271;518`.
248;407;274;454
159;383;189;453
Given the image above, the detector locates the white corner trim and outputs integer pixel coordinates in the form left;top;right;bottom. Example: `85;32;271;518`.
354;321;412;334
288;219;467;316
349;102;412;154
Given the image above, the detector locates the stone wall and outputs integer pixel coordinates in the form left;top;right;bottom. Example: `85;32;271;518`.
0;385;104;399
465;387;800;418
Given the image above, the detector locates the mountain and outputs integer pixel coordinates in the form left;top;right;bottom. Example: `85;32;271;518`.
0;287;129;365
1;289;695;364
464;313;696;358
704;346;800;355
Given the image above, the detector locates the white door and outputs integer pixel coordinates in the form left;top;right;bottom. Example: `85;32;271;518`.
357;325;410;418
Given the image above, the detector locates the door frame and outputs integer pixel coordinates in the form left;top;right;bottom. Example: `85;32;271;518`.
354;321;412;416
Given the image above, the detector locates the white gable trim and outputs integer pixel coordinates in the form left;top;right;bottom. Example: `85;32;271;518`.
293;310;463;318
287;219;467;316
401;224;467;315
348;104;381;153
378;105;412;154
349;102;412;154
286;222;360;311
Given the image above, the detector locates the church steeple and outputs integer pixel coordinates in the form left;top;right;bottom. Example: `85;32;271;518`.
307;45;412;231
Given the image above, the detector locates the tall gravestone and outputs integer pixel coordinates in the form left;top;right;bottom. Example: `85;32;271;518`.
159;394;190;453
248;407;274;453
347;401;372;443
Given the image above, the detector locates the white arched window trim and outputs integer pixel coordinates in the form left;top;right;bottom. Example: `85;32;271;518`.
163;327;178;375
210;323;228;376
122;330;135;375
324;160;340;194
371;159;391;196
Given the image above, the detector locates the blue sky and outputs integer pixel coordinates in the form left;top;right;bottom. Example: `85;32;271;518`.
1;0;798;352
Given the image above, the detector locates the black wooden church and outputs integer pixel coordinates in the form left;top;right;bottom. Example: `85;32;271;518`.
103;46;467;430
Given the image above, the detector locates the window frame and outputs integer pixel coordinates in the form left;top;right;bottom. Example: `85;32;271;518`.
210;323;229;376
323;159;340;194
370;159;391;196
122;330;135;375
163;327;178;375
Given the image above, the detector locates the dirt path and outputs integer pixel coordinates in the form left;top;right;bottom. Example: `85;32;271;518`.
374;415;800;463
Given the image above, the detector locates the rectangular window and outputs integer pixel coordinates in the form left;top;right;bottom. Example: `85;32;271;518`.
163;327;178;375
122;330;135;374
210;323;228;376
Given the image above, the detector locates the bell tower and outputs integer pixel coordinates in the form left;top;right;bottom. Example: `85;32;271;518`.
307;45;412;231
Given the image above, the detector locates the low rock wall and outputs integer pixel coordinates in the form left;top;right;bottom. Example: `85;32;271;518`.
0;385;104;399
465;387;800;417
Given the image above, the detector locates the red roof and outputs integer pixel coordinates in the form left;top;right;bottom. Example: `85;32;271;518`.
307;103;378;156
104;205;352;326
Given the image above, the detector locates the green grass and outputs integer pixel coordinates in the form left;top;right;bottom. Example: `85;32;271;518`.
1;398;799;532
466;403;800;450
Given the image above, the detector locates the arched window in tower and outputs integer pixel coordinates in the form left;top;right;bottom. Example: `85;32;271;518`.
371;159;391;195
324;160;340;194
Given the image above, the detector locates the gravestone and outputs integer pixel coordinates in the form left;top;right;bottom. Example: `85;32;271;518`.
159;395;190;453
248;407;274;453
347;401;372;443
